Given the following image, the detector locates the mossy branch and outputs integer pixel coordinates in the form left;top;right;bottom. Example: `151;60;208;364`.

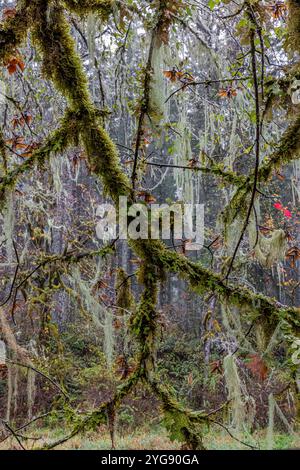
62;0;113;18
0;0;33;63
0;110;78;208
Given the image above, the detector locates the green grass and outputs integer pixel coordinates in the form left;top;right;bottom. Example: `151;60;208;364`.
0;425;299;450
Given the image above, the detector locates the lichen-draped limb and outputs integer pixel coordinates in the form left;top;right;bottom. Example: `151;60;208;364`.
132;0;184;188
31;0;300;339
131;239;300;336
0;110;79;208
221;114;300;234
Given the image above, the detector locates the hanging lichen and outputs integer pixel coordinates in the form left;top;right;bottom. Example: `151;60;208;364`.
248;205;287;268
267;393;275;450
0;340;6;365
2;189;15;262
148;37;167;127
173;107;194;205
27;368;36;420
69;266;115;367
223;354;246;432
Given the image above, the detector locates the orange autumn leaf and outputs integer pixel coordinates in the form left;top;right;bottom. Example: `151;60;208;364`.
286;246;300;268
163;70;178;82
275;171;285;181
6;136;28;151
115;355;135;380
164;69;195;84
5;56;25;75
245;354;268;381
188;157;199;168
23;111;32;125
11;112;32;129
163;69;185;82
218;86;238;99
266;2;287;19
20;141;39;158
144;193;156;204
210;360;222;374
3;7;17;19
11;116;20;129
113;319;122;330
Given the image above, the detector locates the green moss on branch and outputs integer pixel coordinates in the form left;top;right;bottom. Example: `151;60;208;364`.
62;0;113;18
0;0;34;63
0;110;78;208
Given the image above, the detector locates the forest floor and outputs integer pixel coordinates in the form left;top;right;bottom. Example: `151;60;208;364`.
1;426;299;450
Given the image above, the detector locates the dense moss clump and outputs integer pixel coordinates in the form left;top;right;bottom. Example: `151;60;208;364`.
62;0;113;19
0;0;34;63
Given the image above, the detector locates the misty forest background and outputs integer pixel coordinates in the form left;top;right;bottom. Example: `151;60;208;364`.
0;0;300;450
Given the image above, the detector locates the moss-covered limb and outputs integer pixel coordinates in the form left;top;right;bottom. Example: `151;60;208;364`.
132;0;183;188
287;0;300;54
131;9;162;189
147;161;248;186
39;245;115;267
62;0;113;18
196;164;247;186
130;264;159;374
221;113;300;230
12;245;115;296
131;238;300;336
40;367;142;450
116;268;135;311
258;114;300;181
0;0;35;63
149;376;206;450
32;2;132;202
80;117;132;201
0;110;78;208
32;1;94;112
0;127;8;173
130;266;207;450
